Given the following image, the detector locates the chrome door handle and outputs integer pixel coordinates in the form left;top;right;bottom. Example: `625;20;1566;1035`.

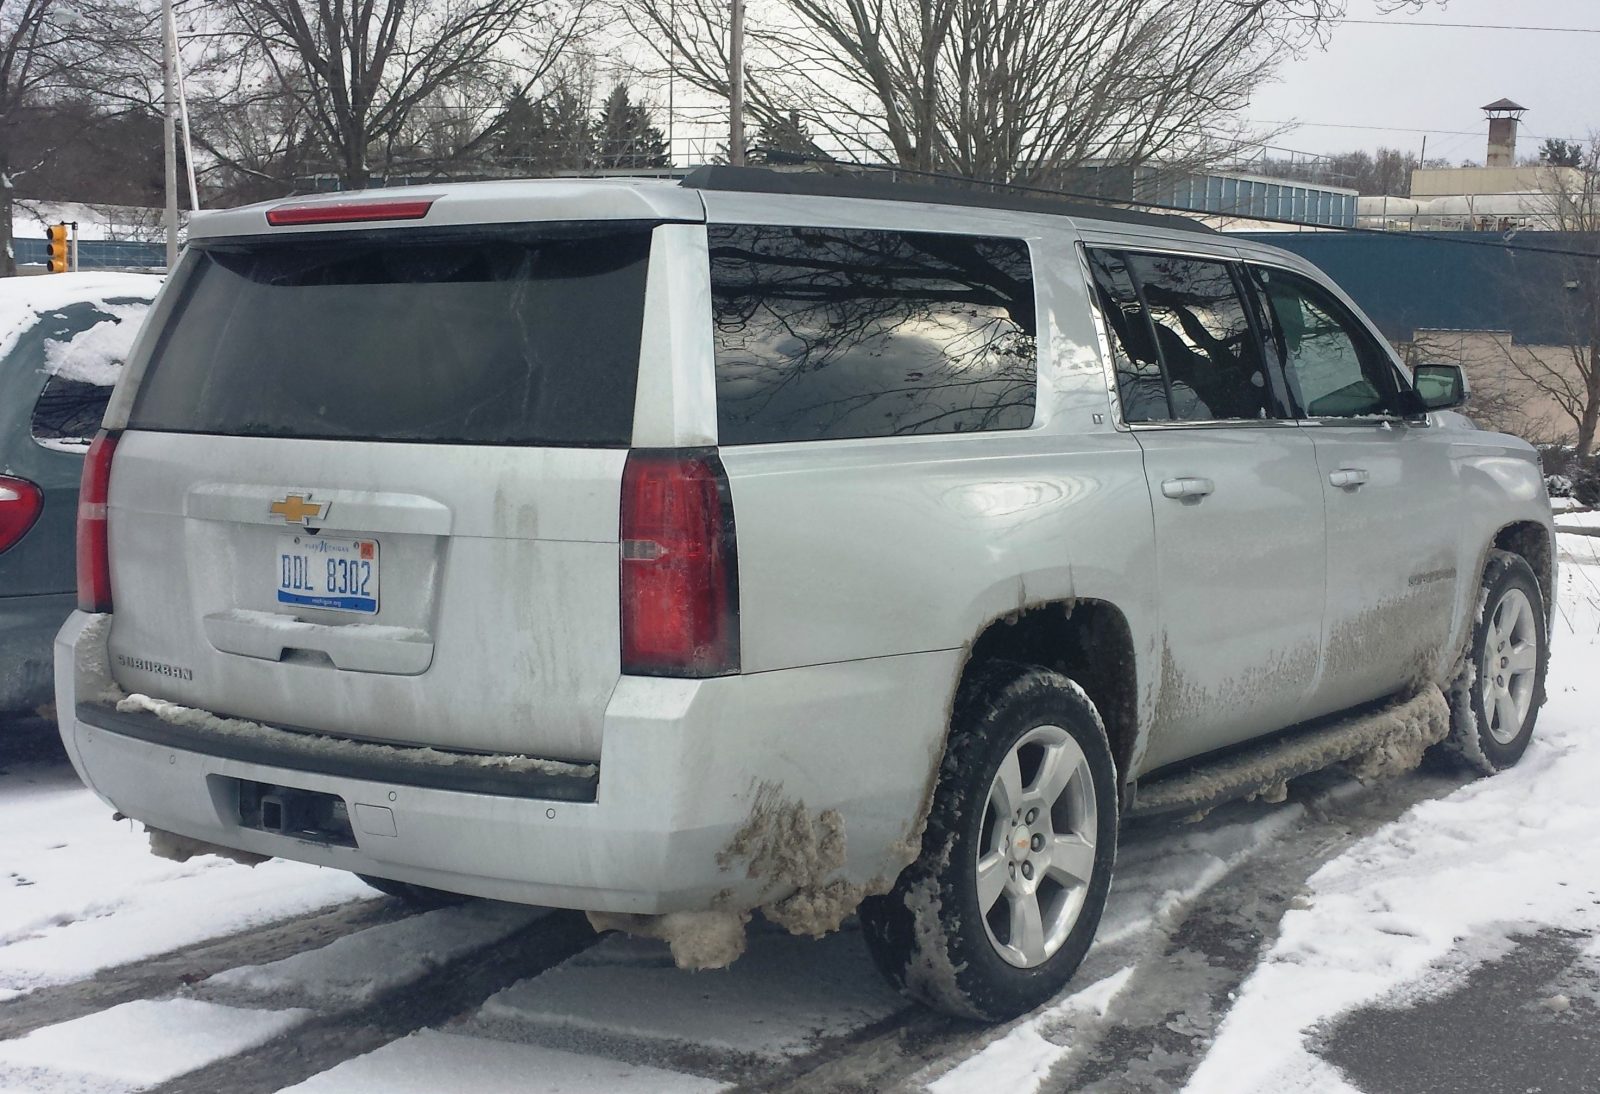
1161;476;1215;500
1328;468;1371;489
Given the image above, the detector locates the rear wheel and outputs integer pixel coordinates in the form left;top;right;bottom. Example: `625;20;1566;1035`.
860;662;1118;1021
1444;550;1548;774
357;874;470;909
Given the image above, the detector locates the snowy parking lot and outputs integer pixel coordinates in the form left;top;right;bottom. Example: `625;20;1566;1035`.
1;529;1596;1093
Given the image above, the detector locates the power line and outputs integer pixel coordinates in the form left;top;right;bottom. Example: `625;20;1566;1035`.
1338;18;1600;35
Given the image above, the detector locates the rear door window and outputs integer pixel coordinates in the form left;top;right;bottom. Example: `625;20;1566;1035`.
1087;249;1170;422
708;225;1037;443
1124;253;1282;422
23;299;151;448
128;224;654;446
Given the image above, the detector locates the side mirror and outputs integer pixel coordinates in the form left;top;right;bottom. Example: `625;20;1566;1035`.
1412;363;1470;411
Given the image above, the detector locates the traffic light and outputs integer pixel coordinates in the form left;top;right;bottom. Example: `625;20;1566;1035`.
47;224;69;273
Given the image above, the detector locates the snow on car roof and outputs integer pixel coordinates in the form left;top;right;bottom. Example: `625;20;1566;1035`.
0;272;162;380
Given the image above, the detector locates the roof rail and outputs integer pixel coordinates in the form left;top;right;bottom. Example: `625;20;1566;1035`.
678;165;1215;235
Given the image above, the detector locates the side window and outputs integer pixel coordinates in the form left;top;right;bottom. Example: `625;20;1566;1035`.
708;225;1037;443
1249;266;1398;418
32;376;113;447
1125;253;1278;421
1087;249;1169;422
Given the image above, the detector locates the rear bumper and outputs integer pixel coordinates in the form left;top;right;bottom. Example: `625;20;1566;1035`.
55;611;959;915
2;592;75;713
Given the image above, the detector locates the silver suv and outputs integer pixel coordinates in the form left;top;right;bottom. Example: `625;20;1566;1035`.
54;169;1554;1020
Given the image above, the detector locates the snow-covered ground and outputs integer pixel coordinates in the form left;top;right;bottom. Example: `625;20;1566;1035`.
1186;530;1600;1094
0;536;1595;1092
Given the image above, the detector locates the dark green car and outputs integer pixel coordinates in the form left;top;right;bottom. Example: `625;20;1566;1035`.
1;273;159;717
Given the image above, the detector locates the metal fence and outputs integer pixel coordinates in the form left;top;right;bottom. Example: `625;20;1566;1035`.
14;237;166;270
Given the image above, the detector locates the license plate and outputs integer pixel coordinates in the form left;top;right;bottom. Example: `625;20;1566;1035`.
277;534;379;614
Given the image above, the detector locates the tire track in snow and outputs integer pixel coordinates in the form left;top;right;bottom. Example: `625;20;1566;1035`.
1047;766;1471;1094
0;897;402;1040
146;909;600;1094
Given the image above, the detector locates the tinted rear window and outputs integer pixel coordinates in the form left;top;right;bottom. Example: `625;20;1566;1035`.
128;225;653;446
709;225;1037;444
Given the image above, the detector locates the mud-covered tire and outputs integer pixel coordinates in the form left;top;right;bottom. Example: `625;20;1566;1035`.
859;661;1119;1022
1442;550;1549;774
357;874;470;909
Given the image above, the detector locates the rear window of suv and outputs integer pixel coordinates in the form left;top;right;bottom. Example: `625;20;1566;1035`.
127;224;654;447
708;225;1037;444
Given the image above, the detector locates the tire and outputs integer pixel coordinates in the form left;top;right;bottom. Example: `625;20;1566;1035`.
859;661;1119;1021
357;874;470;909
1443;550;1549;774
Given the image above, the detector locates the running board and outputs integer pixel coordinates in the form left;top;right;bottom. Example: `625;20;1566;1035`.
1127;688;1450;819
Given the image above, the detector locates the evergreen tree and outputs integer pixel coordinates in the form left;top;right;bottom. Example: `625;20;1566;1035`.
1541;138;1586;169
752;110;825;163
593;83;670;170
492;87;593;174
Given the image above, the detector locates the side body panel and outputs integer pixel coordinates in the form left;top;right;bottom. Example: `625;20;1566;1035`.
701;193;1161;784
1304;422;1462;711
1132;425;1327;769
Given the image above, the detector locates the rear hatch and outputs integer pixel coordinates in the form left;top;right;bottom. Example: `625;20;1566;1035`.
103;219;660;763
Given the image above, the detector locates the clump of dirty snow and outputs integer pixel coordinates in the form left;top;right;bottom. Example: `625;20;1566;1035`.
1135;687;1451;816
75;613;126;704
1344;686;1450;779
147;826;269;868
115;694;598;780
898;875;973;1017
715;781;876;939
585;910;750;971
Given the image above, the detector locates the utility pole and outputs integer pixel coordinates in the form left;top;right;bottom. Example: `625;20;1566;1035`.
163;0;178;269
729;0;745;166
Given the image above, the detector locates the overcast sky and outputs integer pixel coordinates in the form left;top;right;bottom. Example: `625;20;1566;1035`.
1244;0;1600;163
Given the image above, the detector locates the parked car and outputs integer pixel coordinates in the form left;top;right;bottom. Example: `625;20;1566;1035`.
53;171;1553;1021
1;273;159;718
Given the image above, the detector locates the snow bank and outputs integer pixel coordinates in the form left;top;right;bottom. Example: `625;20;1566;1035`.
0;998;307;1091
14;200;177;244
1183;554;1600;1094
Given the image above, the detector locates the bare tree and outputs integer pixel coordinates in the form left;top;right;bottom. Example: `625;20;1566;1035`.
214;0;593;190
1491;146;1600;456
1;0;153;274
620;0;1354;182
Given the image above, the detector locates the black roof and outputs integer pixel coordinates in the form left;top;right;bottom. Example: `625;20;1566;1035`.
678;165;1215;235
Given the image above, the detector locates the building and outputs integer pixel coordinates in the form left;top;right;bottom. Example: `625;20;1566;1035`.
1357;100;1584;232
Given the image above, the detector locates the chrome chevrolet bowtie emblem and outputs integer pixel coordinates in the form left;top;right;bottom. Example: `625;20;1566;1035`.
270;493;326;525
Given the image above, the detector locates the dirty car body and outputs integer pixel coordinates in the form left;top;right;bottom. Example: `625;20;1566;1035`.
54;172;1555;1017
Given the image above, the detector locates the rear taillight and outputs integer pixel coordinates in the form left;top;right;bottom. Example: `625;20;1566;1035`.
0;477;44;554
76;430;118;613
620;449;740;677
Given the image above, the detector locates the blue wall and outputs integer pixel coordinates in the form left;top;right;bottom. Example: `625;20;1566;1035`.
1240;231;1600;346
